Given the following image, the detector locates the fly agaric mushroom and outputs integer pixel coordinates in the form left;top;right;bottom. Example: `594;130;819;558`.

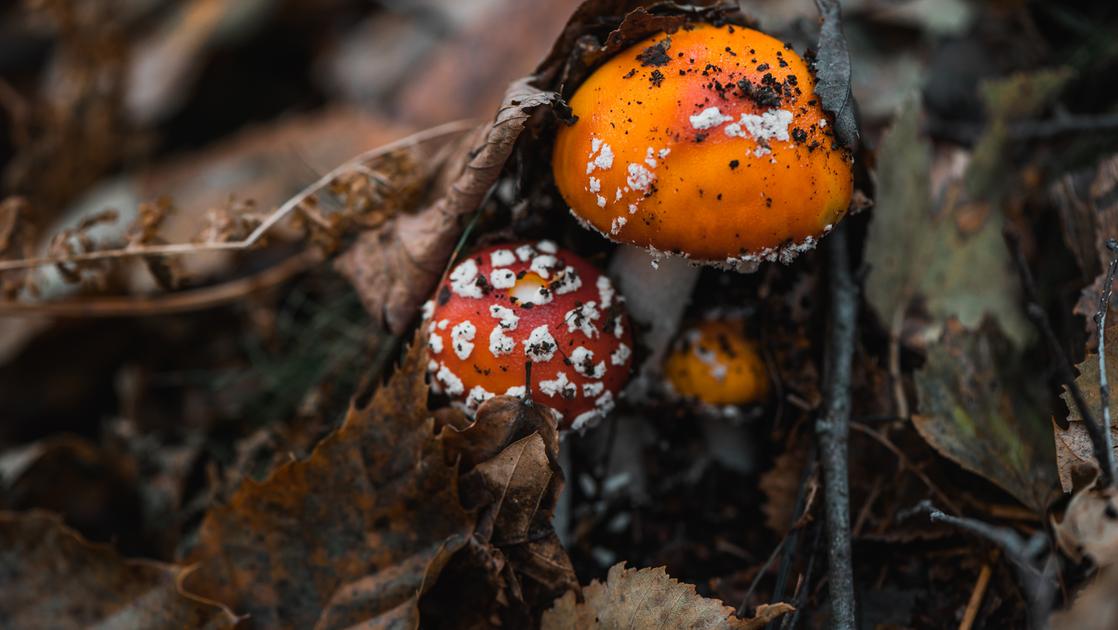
424;240;633;431
663;318;769;407
552;23;853;393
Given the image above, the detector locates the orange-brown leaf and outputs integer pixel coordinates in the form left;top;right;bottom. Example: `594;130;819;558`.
0;511;237;629
182;341;473;628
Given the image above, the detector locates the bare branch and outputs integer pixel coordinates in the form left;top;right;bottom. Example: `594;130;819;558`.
816;222;859;630
0;120;476;273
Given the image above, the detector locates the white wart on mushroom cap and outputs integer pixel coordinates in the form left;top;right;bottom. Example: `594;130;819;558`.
425;240;635;431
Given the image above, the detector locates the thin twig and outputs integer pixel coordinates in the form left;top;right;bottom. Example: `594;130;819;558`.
766;450;816;628
1005;230;1114;486
916;501;1056;630
959;554;996;630
782;525;823;630
926;112;1118;145
737;536;787;617
1094;238;1118;482
0;120;477;273
0;249;320;317
816;223;859;630
850;422;962;515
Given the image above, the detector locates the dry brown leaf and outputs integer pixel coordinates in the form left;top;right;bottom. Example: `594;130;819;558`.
1051;484;1118;630
542;563;793;630
759;448;806;535
1057;322;1118;492
182;340;473;628
1051;154;1118;335
0;511;237;629
454;396;579;613
1051;564;1118;630
1053;484;1118;566
336;79;561;334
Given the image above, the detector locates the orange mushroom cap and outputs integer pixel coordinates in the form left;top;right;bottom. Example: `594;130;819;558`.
553;23;853;267
425;240;634;431
663;319;769;406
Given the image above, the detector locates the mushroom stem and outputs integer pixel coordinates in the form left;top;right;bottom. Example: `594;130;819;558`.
609;244;700;398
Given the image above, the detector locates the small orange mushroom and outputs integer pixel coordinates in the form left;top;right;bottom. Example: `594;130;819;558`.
663;318;769;406
424;240;634;431
553;23;853;267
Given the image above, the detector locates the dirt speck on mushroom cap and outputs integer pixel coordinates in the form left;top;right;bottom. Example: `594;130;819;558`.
553;23;854;265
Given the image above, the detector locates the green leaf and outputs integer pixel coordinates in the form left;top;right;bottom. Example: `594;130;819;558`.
914;320;1058;512
864;98;1030;347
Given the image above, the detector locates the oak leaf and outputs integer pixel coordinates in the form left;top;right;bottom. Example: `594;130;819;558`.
182;340;473;628
542;563;792;630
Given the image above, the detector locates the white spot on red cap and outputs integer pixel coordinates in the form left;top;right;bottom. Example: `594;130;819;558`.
539;371;576;399
428;333;444;354
597;275;615;309
463;385;495;415
449;259;482;298
451;321;476;360
611;343;631;366
436;364;464;396
524;325;557;362
571;346;605;379
530;255;559;279
490;268;516;289
552;266;582;295
565;302;601;339
490;249;516;267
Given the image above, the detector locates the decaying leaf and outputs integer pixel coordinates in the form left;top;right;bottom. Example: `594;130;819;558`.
336;79;561;334
1057;322;1118;492
541;563;793;630
0;511;237;629
865;98;1030;347
759;447;808;535
1050;564;1118;630
812;0;859;149
1053;484;1118;565
1051;154;1118;334
913;320;1057;513
534;1;747;92
182;340;473;628
1050;483;1118;630
1052;154;1118;283
453;396;579;611
966;68;1073;200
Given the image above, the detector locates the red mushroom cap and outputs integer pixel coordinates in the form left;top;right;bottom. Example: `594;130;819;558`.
424;240;634;431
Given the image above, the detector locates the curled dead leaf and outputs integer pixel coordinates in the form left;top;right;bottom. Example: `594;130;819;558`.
1053;484;1118;566
452;396;579;613
336;80;561;334
542;563;793;630
1051;483;1118;630
0;511;237;629
1050;565;1118;630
